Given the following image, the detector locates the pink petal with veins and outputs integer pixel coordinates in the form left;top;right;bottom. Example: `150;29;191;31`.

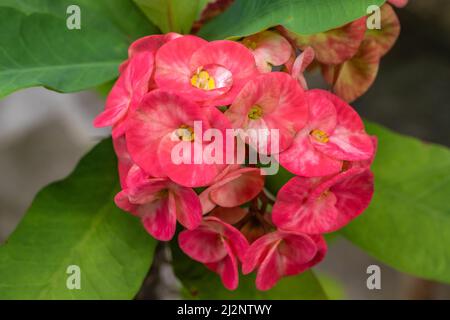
242;231;318;291
243;31;293;73
272;168;374;234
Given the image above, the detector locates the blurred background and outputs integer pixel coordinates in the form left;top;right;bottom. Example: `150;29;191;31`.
0;1;449;299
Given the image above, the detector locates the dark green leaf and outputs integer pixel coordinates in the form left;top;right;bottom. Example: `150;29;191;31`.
199;0;385;40
0;1;158;97
0;140;156;299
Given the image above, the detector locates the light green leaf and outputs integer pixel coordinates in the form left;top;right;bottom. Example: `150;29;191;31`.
134;0;209;34
317;273;346;300
199;0;385;40
0;140;157;299
171;241;328;299
341;122;450;284
0;1;158;97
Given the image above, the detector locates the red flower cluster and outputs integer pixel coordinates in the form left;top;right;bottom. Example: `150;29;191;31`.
95;29;376;290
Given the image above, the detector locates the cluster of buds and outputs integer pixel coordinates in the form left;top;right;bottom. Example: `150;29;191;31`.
91;3;408;289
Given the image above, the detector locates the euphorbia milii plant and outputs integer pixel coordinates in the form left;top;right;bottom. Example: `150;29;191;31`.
5;0;444;303
93;2;408;291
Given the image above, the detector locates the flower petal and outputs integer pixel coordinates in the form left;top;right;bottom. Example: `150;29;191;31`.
114;190;137;213
365;4;401;57
273;231;318;276
140;194;177;241
292;47;315;89
281;17;366;65
190;40;259;106
273;168;374;234
278;129;342;177
388;0;408;8
322;39;381;103
272;176;340;234
209;206;248;225
210;167;264;208
226;72;308;154
155;35;208;93
156;107;230;187
126;90;206;178
205;241;239;290
129;33;182;58
94;52;154;136
312;91;374;161
243;30;293;73
171;185;202;230
329;168;374;230
242;232;280;275
178;225;228;263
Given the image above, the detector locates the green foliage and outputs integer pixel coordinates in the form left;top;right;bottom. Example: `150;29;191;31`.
171;241;328;299
134;0;209;34
0;140;157;299
199;0;385;40
342;122;450;284
0;1;158;97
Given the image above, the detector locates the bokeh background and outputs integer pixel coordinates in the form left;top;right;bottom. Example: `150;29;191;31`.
0;0;449;299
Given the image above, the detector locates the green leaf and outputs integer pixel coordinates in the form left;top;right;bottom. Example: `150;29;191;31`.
134;0;209;34
0;1;158;97
0;0;157;40
171;241;328;299
341;122;450;284
0;140;157;299
316;273;346;300
199;0;385;40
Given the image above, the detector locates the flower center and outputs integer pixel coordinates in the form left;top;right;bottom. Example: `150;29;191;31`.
248;105;263;120
157;189;169;198
310;129;329;143
177;125;195;142
190;69;216;90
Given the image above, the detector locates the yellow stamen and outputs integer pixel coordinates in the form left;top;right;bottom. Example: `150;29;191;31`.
248;105;263;120
310;129;329;143
177;125;195;142
190;69;216;90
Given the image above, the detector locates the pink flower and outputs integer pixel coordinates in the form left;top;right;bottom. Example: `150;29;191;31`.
93;52;154;138
126;90;232;187
388;0;408;8
179;216;249;290
225;72;308;154
242;231;326;290
200;165;265;214
115;165;202;241
94;34;181;138
272;168;374;234
345;136;378;170
241;31;293;73
128;33;182;59
291;47;315;89
278;89;374;177
155;36;259;107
